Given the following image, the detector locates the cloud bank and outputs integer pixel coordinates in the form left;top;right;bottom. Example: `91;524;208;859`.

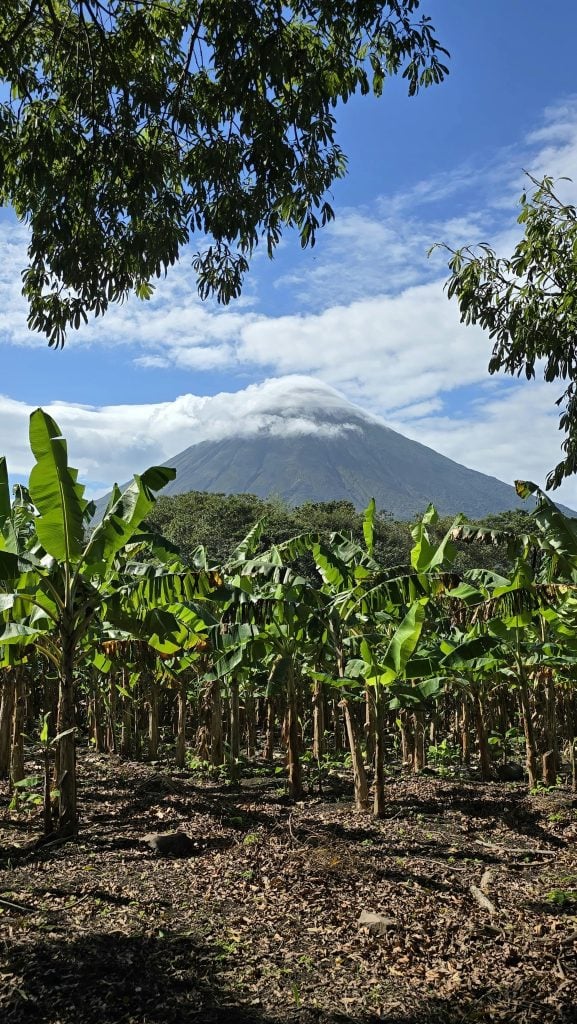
1;374;574;510
2;101;577;506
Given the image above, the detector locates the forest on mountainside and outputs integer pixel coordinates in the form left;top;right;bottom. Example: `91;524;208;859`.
146;490;530;576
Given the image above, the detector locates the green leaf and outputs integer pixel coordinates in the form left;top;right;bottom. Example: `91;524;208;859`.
40;713;50;744
91;651;112;673
0;552;21;580
52;727;76;745
411;505;461;573
0;622;39;645
516;479;577;570
0;457;10;529
441;634;502;667
84;466;176;570
384;599;428;675
28;409;86;563
363;497;376;556
388;677;444;709
227;519;268;565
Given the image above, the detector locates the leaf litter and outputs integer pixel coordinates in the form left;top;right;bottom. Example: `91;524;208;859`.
0;751;576;1024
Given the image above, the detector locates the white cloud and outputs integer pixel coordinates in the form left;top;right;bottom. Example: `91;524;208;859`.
387;380;573;501
3;99;577;513
2;374;577;512
0;377;372;492
237;280;492;412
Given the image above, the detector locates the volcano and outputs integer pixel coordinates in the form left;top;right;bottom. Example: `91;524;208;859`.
137;377;532;520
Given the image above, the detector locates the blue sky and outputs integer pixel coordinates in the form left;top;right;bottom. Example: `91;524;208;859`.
3;0;577;507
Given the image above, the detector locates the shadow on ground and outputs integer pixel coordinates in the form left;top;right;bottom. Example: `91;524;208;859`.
2;928;575;1024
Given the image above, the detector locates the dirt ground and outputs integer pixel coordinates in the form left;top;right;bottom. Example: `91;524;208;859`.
1;752;576;1024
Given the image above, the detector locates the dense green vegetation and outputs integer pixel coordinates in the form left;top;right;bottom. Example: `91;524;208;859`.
0;1;447;346
443;175;577;489
147;489;530;574
1;414;576;842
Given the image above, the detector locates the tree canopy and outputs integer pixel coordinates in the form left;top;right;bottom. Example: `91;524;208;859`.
146;487;523;575
441;176;577;491
0;1;448;347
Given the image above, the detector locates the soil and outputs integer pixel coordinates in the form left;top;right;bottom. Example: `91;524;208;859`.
1;752;576;1024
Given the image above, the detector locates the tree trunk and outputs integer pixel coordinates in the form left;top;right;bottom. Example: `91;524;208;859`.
148;679;159;760
264;697;275;761
107;676;117;753
412;710;425;772
10;668;25;788
90;672;104;753
229;679;240;761
286;664;303;800
341;698;369;811
473;691;492;781
518;678;538;789
312;680;325;761
460;700;471;765
244;685;256;758
364;688;375;766
226;678;240;782
119;672;132;758
175;679;187;769
210;678;223;766
332;697;343;752
542;669;559;777
399;710;414;767
542;749;556;787
54;634;78;835
372;688;386;817
0;670;15;778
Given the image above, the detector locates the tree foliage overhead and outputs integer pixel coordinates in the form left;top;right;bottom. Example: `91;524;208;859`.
0;1;448;347
441;176;577;491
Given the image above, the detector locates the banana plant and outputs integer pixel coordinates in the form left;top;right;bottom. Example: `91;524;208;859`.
0;410;176;834
319;503;462;813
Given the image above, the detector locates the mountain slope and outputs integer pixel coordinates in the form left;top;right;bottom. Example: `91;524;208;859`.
156;412;529;521
95;378;556;520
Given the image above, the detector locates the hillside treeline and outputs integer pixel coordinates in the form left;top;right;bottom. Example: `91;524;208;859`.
147;490;530;574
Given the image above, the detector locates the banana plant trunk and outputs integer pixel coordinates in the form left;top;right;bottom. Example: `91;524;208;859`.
54;631;78;835
332;697;343;752
364;688;375;766
517;676;538;789
90;671;104;753
412;710;426;772
244;685;257;758
473;691;492;781
399;710;414;767
230;677;240;761
210;678;223;766
372;687;386;817
175;679;187;768
542;669;559;783
341;698;369;811
286;664;303;800
312;680;325;760
459;700;471;765
120;683;133;758
148;679;159;760
10;667;25;787
107;676;117;753
264;697;275;761
0;670;15;778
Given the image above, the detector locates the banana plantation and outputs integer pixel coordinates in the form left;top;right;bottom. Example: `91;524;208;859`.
1;412;576;1024
2;411;577;829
